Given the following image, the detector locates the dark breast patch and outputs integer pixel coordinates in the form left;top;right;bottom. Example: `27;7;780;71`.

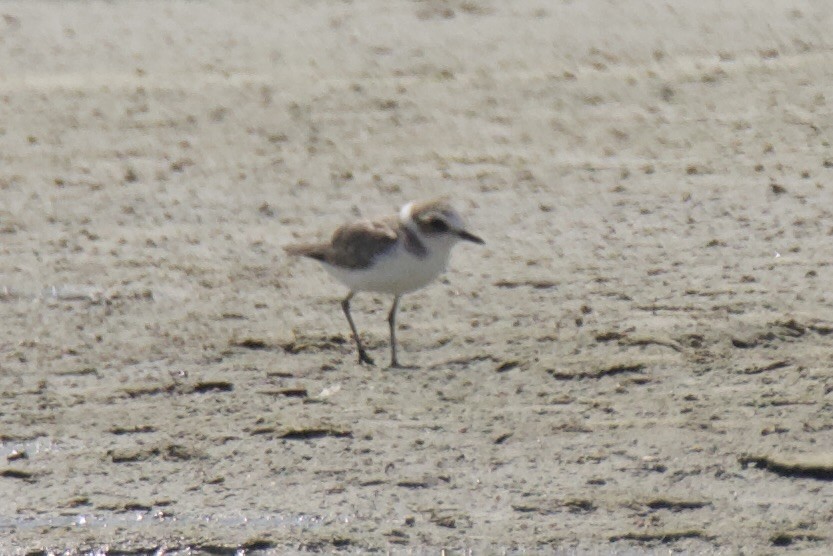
402;226;428;258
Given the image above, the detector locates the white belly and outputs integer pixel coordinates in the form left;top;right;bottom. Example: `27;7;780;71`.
323;242;450;295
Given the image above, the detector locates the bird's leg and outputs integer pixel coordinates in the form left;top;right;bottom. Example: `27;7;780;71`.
342;293;374;365
387;295;402;368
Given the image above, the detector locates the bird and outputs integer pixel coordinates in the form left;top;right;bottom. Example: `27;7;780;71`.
284;197;484;368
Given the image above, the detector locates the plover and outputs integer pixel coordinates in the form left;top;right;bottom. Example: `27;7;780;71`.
285;198;484;368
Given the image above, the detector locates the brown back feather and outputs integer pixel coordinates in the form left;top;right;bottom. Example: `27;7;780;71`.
284;216;400;269
327;217;399;268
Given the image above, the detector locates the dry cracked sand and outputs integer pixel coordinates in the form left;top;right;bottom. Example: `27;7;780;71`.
2;0;833;553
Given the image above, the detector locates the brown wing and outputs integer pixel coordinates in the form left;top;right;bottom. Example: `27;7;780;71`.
327;217;399;269
284;216;399;270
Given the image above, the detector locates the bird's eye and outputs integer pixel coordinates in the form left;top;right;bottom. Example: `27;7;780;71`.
428;218;448;232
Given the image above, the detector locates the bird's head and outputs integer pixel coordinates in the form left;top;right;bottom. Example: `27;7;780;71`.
401;197;484;248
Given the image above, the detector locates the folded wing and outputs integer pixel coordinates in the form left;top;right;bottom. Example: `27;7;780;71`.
285;217;400;270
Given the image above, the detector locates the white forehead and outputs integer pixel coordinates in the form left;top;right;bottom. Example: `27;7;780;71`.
399;202;415;221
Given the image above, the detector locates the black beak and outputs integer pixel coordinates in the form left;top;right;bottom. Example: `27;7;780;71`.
457;229;485;244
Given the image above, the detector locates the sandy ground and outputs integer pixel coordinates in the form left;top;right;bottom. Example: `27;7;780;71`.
2;0;833;553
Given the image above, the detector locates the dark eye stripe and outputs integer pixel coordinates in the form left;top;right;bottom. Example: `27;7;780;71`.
429;218;448;232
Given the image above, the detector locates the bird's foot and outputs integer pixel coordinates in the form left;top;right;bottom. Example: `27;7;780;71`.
388;359;419;370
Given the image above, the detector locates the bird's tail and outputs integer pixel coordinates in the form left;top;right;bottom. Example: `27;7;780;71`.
284;243;328;263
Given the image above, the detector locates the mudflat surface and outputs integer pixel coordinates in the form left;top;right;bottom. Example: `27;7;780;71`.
2;1;833;553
